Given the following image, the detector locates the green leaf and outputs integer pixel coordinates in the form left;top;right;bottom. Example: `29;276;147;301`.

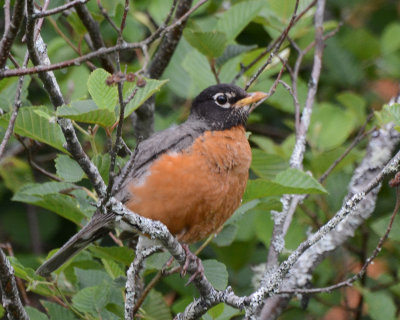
102;258;125;279
124;79;169;118
13;182;87;224
251;149;289;179
375;103;400;129
182;49;215;93
87;68;118;110
381;22;400;55
336;91;367;126
0;157;34;192
145;252;172;271
91;154;112;184
0;305;4;318
213;223;238;247
363;291;396;320
203;259;228;290
216;0;264;41
41;301;77;320
244;168;327;201
56;100;117;127
75;269;112;288
184;30;227;57
309;103;355;150
89;246;135;266
141;290;172;320
72;285;110;315
371;214;400;241
25;307;49;320
0;106;67;152
0;77;31;112
216;44;257;67
55;154;85;183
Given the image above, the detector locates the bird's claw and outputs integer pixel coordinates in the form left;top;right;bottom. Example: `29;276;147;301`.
180;244;204;286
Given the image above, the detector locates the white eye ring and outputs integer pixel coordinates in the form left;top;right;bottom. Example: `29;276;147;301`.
213;93;230;108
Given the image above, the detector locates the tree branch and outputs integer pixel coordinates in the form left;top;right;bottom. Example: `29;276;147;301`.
74;1;115;73
0;0;25;69
266;0;327;271
0;248;29;320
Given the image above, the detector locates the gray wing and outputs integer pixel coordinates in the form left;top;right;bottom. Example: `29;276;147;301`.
113;119;209;202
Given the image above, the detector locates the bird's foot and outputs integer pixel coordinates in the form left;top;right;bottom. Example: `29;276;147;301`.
180;244;204;286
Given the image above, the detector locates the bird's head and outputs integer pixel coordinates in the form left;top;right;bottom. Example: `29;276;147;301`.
189;84;267;130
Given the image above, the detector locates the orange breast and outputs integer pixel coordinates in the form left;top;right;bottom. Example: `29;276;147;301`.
126;126;252;243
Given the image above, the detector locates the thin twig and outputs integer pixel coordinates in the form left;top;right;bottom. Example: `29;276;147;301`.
245;0;299;90
96;0;120;34
232;0;317;84
33;0;90;18
0;0;25;69
0;0;208;79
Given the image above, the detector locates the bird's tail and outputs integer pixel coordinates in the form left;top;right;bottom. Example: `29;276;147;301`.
36;211;115;277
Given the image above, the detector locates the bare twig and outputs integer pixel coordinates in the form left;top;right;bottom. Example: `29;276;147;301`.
0;0;208;80
232;0;317;84
33;0;90;18
0;0;25;69
0;248;29;320
74;1;115;73
0;75;24;161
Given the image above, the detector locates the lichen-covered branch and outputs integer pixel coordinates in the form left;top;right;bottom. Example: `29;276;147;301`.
259;120;400;319
266;0;326;270
0;249;29;320
25;0;107;196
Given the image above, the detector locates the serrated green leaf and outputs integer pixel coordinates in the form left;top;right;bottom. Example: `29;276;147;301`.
25;307;49;320
375;103;400;128
12;182;87;224
72;285;110;315
145;252;171;270
141;290;172;320
0;106;67;152
213;224;238;247
41;301;77;320
102;258;125;279
203;260;228;290
244;168;326;201
251;149;289;179
87;68;118;110
0;77;31;112
75;269;112;288
124;78;169;118
184;30;227;57
363;291;396;320
55;154;85;183
57;100;116;127
89;246;135;266
216;0;264;41
91;154;111;184
182;49;215;93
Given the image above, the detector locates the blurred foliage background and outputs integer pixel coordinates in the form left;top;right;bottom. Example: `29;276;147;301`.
1;0;400;319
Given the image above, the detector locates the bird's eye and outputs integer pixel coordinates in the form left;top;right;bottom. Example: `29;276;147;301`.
215;94;228;106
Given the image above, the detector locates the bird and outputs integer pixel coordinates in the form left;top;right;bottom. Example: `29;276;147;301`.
36;83;267;277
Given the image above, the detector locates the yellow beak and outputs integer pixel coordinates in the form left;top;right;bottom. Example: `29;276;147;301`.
233;91;268;108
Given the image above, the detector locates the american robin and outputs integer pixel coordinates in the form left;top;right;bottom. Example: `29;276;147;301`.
36;83;267;277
